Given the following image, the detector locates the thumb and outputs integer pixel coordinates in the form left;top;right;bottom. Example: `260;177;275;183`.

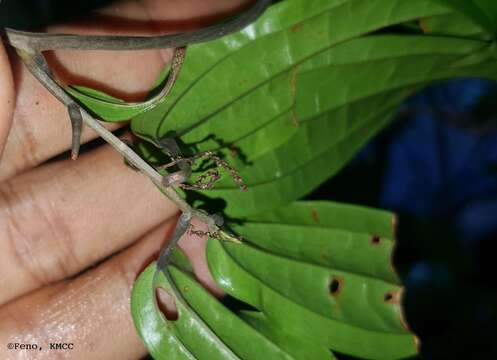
0;39;15;160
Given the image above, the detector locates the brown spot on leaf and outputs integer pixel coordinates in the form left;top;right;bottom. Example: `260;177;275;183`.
311;208;320;224
396;289;417;338
384;290;401;305
329;276;343;297
371;235;381;245
290;65;300;127
419;19;430;34
413;335;421;353
291;22;304;33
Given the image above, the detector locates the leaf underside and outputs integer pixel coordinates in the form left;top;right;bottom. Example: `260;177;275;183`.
128;0;497;217
69;0;497;218
73;0;497;359
132;201;415;360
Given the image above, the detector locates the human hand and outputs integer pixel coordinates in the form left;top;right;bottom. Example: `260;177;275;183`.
0;1;247;358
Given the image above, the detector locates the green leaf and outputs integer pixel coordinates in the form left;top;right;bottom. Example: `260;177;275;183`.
66;64;173;122
419;11;491;39
131;201;416;359
65;85;153;122
207;201;415;360
128;0;497;217
190;33;497;217
129;2;497;359
431;0;497;35
132;259;300;360
131;0;450;140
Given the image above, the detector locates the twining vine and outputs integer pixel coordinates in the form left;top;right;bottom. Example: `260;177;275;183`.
2;0;272;282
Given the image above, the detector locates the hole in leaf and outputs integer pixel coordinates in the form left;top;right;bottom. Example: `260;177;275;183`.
221;295;259;313
155;287;178;321
384;292;395;303
371;235;381;245
329;277;342;296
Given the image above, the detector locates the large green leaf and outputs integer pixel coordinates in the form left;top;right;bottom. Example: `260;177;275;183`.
208;205;412;359
132;253;302;360
128;0;497;217
131;0;451;143
63;0;497;218
132;201;415;360
188;34;497;217
128;2;497;360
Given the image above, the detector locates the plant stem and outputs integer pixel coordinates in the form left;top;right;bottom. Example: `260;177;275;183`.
3;0;272;51
17;48;217;229
3;0;272;237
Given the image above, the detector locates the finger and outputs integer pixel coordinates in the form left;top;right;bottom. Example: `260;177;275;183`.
0;60;125;182
0;0;163;182
181;218;223;296
0;0;168;181
0;0;250;182
0;216;220;360
0;144;178;305
0;40;15;159
0;219;176;360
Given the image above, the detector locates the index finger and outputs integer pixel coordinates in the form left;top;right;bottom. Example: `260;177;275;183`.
0;40;15;159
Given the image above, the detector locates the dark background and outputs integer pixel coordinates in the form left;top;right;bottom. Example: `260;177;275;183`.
308;78;497;359
2;1;497;359
0;0;116;29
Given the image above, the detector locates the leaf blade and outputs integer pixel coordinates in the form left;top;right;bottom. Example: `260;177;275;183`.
207;201;417;359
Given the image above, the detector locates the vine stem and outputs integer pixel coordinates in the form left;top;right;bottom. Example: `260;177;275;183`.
16;48;217;230
3;0;272;51
1;0;272;238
